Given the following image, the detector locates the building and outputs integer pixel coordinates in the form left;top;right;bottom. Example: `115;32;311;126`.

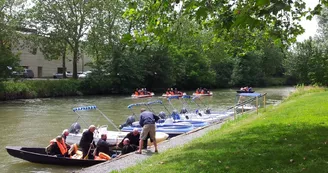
13;45;92;78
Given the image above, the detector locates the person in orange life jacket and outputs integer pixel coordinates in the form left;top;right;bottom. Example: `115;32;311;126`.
79;125;96;159
48;136;69;157
95;134;115;158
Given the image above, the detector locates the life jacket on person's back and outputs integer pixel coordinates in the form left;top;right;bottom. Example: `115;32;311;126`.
50;138;68;156
170;91;174;95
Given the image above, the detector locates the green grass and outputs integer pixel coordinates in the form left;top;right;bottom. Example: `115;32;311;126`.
119;87;328;173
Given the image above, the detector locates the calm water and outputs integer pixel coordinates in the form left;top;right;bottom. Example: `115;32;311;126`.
0;87;294;173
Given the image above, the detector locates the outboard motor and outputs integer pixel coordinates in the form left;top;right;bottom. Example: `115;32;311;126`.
205;108;211;114
69;122;81;134
119;115;136;129
158;111;166;119
180;108;188;114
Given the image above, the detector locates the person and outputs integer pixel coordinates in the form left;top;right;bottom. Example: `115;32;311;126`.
249;87;253;92
135;108;158;154
62;129;69;141
95;133;114;157
120;139;138;156
46;136;69;157
79;125;96;159
118;128;140;148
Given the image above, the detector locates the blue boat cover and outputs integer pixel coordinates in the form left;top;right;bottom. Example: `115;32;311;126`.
167;96;180;100
147;100;162;105
127;102;147;109
182;95;191;99
237;93;261;97
72;105;97;112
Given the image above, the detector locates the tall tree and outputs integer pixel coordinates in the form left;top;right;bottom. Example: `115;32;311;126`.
0;0;24;80
26;0;98;78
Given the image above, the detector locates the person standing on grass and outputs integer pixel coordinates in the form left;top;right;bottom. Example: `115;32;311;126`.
135;108;158;154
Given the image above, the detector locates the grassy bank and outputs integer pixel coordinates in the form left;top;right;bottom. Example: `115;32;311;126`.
119;86;328;173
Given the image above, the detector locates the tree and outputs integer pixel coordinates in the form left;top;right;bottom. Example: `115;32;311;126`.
26;0;99;78
0;0;23;80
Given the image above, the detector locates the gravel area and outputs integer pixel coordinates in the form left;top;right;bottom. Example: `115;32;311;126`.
76;117;231;173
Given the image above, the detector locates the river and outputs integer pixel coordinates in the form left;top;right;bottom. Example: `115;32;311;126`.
0;87;294;173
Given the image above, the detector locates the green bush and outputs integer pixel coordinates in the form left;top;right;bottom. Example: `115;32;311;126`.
0;80;82;101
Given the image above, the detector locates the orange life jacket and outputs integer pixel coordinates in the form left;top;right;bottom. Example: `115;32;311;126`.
166;91;169;95
134;91;139;95
170;91;174;95
50;138;68;155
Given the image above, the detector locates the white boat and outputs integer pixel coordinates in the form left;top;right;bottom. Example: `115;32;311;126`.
67;105;169;147
66;126;169;146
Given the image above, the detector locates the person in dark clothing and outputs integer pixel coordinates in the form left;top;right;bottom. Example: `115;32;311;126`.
118;128;152;149
135;108;158;154
118;128;140;148
120;139;138;156
95;134;114;157
79;125;96;159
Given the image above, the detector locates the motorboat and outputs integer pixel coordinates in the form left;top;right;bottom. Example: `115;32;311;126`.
192;92;213;96
120;119;195;137
131;92;154;98
66;125;169;146
66;106;169;146
162;92;186;98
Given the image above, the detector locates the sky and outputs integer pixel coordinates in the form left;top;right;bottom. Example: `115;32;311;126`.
297;0;320;41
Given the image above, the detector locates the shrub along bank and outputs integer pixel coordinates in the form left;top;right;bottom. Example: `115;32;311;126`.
118;86;328;173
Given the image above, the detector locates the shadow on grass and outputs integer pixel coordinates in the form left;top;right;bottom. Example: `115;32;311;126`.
158;123;328;173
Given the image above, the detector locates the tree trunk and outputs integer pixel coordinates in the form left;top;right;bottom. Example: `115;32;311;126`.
73;46;78;79
62;48;67;78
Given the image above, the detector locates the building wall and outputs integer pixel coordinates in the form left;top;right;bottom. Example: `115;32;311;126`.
13;47;92;77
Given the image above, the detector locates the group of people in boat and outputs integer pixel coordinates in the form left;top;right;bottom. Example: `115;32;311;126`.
134;88;152;96
46;126;144;160
165;88;183;95
195;87;211;94
239;86;253;92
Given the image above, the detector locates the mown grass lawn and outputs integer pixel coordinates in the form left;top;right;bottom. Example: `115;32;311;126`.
117;87;328;173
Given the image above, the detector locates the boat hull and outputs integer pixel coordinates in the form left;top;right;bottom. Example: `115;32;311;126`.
6;146;105;166
162;93;186;97
236;90;255;93
131;92;154;98
192;92;213;96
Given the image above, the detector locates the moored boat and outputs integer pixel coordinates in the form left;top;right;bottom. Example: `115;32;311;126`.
66;125;169;146
5;146;105;166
